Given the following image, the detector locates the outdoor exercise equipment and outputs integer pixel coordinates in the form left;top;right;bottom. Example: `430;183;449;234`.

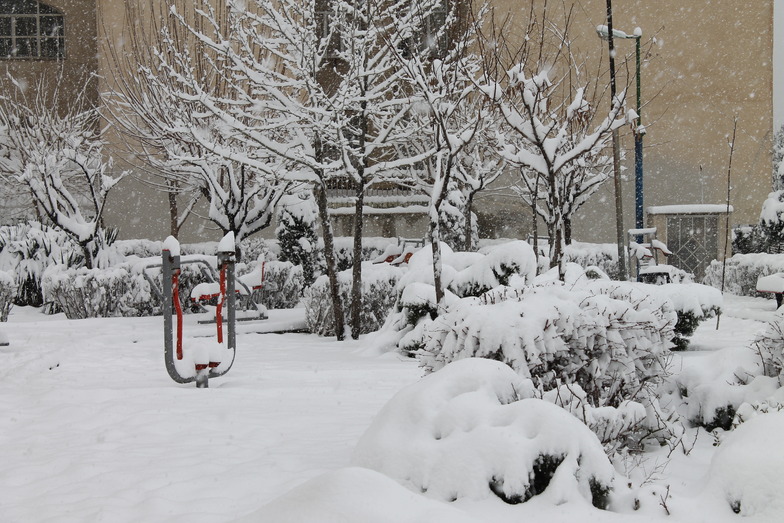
162;234;237;388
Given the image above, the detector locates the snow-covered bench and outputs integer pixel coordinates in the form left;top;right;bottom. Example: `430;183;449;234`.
371;238;425;265
756;273;784;308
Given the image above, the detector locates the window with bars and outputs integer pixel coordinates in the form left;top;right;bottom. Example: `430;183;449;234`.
0;1;64;59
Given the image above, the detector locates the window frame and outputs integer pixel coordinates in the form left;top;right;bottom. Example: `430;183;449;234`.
0;2;65;60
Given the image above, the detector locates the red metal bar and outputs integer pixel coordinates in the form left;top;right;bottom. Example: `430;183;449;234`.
172;270;183;360
216;263;226;343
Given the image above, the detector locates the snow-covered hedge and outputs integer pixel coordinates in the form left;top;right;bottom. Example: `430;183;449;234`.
327;237;398;272
703;253;784;298
563;241;621;280
42;265;153;319
304;262;403;336
665;344;780;431
242;260;303;310
42;258;216;319
353;359;615;508
415;281;675;416
0;270;15;321
0;221;81;307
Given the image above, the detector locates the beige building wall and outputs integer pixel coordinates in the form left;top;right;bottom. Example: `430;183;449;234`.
482;0;774;243
0;0;98;114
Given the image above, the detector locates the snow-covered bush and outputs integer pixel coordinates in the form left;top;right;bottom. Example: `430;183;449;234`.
759;190;784;248
353;358;615;508
731;224;766;255
385;241;537;346
667;346;779;431
0;270;14;321
654;283;722;350
304;262;403;336
242;260;303;310
563;241;620;280
703;253;784;298
0;221;81;307
706;411;784;518
42;257;215;319
750;310;784;378
276;191;318;287
416;281;675;422
438;182;477;252
42;265;153;319
381;258;689;452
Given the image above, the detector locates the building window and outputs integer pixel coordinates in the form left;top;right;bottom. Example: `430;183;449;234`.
0;1;64;59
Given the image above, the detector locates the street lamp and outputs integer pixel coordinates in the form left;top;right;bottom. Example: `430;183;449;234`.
597;24;645;234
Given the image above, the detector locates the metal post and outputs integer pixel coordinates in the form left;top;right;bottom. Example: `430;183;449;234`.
606;0;628;281
226;253;236;353
634;35;644;234
162;250;173;363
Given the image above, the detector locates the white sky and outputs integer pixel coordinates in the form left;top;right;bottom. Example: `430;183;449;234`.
775;0;783;127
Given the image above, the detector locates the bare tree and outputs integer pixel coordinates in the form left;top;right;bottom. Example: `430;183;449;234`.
477;3;632;278
0;71;125;268
167;0;439;338
387;2;496;306
107;0;289;253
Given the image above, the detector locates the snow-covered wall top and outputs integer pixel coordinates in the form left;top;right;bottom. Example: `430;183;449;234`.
647;204;733;215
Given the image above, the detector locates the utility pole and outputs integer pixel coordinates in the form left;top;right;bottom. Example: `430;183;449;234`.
606;0;628;280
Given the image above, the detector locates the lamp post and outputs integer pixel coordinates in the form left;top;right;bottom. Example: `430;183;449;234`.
597;24;645;234
598;0;627;280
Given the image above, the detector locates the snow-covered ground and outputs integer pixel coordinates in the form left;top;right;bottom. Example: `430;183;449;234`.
0;295;780;522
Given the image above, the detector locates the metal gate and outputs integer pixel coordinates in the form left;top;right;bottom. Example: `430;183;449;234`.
666;215;718;279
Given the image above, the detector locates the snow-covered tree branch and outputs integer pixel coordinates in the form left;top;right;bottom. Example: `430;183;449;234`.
0;72;125;269
476;4;633;277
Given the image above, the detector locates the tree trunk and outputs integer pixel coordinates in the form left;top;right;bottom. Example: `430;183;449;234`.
564;217;572;245
463;191;475;252
531;198;539;265
168;185;181;238
350;177;364;340
314;183;345;341
81;242;94;270
430;217;445;306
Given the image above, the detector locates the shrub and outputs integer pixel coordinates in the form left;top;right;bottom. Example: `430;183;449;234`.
653;283;722;350
386;264;682;452
304;262;403;336
666;344;780;431
0;270;15;321
42;265;151;319
703;253;784;298
241;260;304;310
563;241;621;280
0;221;82;307
352;358;614;508
276;192;318;287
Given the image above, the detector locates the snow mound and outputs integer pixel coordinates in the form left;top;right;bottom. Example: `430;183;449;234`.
707;411;784;518
352;358;614;508
239;467;477;523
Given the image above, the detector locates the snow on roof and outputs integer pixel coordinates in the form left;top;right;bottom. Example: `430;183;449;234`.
647;204;733;215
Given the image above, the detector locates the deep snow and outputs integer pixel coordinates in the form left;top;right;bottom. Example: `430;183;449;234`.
0;295;781;522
